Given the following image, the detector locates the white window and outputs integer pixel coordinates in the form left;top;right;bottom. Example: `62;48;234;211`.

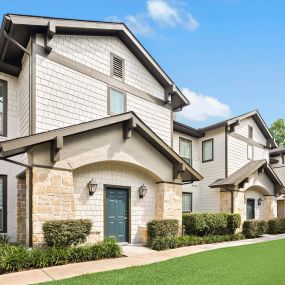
179;138;192;165
202;139;214;162
108;88;126;115
182;192;192;212
247;144;253;160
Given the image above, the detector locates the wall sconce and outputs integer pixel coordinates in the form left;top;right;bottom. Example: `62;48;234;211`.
258;198;263;206
139;184;147;199
88;179;98;196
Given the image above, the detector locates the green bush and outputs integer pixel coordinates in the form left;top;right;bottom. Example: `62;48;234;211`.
0;238;121;274
147;219;179;244
182;213;241;236
149;234;245;251
267;218;285;234
242;220;267;238
43;219;92;247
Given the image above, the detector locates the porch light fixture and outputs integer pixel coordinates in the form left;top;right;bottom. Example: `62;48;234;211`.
88;179;98;196
139;184;147;199
258;198;263;206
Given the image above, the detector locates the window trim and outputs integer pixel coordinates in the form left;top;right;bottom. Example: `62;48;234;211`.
110;53;125;82
107;87;127;115
0;175;7;233
0;80;8;137
179;137;192;166
248;125;253;139
182;192;193;213
202;138;214;163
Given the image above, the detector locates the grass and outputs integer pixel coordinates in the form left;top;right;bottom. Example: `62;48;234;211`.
37;239;285;285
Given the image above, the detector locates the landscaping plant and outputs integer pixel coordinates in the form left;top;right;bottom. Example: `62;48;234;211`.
242;220;267;238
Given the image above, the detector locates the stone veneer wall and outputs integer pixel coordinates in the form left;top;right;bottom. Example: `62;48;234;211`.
220;191;232;213
263;196;277;220
155;182;182;224
32;167;75;246
16;177;27;245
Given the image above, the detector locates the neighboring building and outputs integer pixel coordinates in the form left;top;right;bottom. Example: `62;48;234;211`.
174;110;284;223
0;14;202;246
269;147;285;217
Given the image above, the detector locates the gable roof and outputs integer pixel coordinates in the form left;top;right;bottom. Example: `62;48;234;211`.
0;111;203;183
209;159;283;190
0;14;188;110
270;147;285;156
174;110;277;148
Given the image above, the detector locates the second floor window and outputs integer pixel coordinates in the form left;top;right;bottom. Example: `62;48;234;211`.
179;137;192;165
202;139;214;162
0;80;7;137
108;88;126;115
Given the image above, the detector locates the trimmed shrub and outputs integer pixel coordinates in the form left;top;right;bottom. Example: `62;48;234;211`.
147;219;179;244
149;234;245;251
267;218;285;234
227;214;241;234
0;238;121;275
43;219;92;247
182;213;241;236
242;220;267;238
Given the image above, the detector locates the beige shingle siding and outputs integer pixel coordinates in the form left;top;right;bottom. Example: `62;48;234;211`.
35;35;171;145
228;117;270;176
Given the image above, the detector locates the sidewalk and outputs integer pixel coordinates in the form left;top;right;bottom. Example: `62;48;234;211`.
1;234;285;285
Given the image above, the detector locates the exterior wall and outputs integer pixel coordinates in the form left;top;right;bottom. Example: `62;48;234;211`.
173;131;200;211
220;191;232;213
73;161;157;243
277;200;285;218
34;36;172;145
198;127;225;212
228;117;269;175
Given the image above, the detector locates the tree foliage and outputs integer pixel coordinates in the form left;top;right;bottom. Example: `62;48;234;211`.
270;119;285;147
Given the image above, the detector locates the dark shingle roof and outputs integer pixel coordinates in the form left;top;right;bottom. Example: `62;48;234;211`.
209;160;276;188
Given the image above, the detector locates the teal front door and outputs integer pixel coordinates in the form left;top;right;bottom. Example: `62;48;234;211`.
246;199;255;220
105;187;129;242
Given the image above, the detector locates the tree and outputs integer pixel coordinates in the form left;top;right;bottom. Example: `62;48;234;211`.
270;119;285;147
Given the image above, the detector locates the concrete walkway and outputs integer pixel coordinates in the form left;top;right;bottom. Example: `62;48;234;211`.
1;234;285;285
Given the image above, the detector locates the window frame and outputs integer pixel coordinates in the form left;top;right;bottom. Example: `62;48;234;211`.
110;53;125;82
0;175;7;233
246;198;255;220
0;80;8;137
248;125;253;139
107;87;127;115
202;138;214;163
182;192;193;213
179;137;192;166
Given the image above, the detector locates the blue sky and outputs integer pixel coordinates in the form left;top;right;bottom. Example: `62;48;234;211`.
1;0;284;128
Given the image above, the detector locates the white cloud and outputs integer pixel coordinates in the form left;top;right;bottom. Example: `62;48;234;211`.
185;13;200;31
147;0;180;26
179;88;231;121
104;15;121;22
147;0;199;30
126;15;154;36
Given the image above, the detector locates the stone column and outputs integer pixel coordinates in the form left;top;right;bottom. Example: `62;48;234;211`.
155;182;182;225
263;196;277;220
220;191;232;213
16;177;27;245
233;191;246;222
32;167;75;246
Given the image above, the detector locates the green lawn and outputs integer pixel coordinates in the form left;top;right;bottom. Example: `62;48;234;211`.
38;239;285;285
